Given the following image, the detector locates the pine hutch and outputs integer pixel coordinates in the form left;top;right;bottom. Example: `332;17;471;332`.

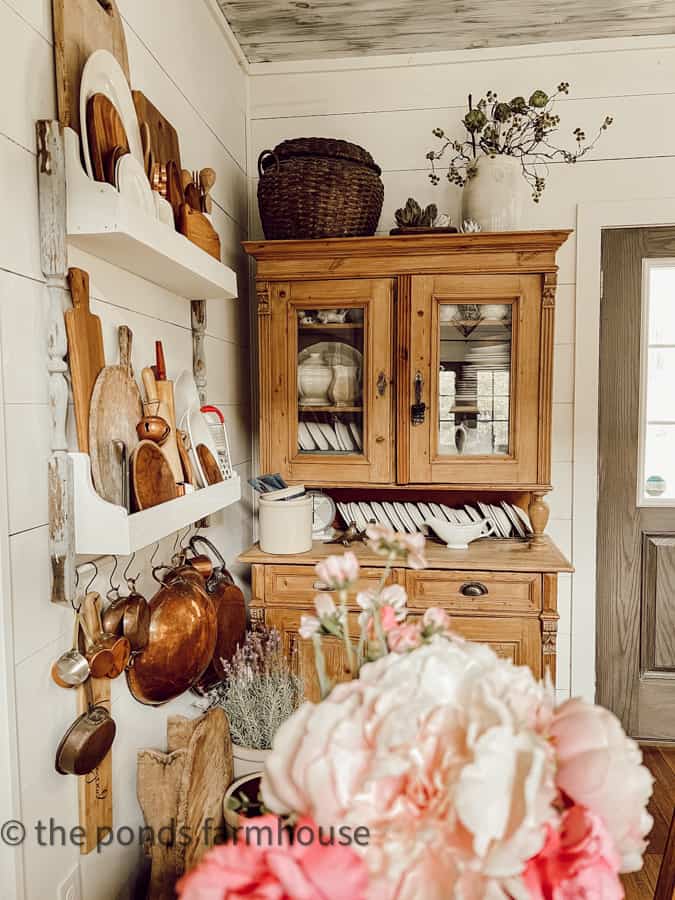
240;231;573;700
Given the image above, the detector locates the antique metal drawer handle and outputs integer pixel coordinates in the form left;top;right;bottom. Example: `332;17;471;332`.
377;371;387;397
460;582;488;597
313;581;330;591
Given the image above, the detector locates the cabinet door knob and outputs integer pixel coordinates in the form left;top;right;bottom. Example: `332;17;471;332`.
460;582;488;597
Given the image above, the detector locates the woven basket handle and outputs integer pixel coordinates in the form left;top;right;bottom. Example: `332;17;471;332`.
257;149;280;178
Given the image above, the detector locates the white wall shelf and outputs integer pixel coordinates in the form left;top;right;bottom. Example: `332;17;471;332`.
63;127;238;300
71;452;241;556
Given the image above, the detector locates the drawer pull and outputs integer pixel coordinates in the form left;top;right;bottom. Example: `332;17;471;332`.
313;581;330;591
460;582;488;597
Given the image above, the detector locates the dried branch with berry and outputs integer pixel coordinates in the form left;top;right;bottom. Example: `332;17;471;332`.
427;84;613;202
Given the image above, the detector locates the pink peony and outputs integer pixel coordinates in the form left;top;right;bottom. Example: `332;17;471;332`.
386;622;423;652
263;636;557;898
314;593;337;618
176;815;369;900
523;805;623;899
551;698;653;872
315;552;360;590
422;607;452;631
365;526;427;569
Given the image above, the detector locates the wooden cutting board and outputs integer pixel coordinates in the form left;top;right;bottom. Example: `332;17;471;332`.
179;204;221;260
89;326;142;506
65;268;105;453
86;93;129;184
132;91;182;176
131;441;177;511
142;367;183;483
53;0;131;134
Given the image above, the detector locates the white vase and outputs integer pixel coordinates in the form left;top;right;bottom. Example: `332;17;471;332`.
328;363;359;406
232;744;270;780
461;155;527;231
298;352;332;405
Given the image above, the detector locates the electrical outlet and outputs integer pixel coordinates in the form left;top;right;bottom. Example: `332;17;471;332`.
57;864;81;900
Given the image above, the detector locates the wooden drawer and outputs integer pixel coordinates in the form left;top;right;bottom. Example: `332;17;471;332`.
261;565;403;609
440;615;542;677
405;570;541;615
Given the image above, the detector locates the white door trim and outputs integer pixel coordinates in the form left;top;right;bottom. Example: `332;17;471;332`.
573;198;675;702
0;323;24;896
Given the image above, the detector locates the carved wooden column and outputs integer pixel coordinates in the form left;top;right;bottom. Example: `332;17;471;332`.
191;300;207;405
541;573;559;685
256;282;272;473
37;120;75;605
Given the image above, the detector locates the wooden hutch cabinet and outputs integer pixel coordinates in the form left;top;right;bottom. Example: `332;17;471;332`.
240;232;573;700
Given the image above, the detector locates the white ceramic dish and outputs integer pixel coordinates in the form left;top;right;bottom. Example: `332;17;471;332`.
406;503;426;529
455;508;472;525
79;49;144;180
425;517;494;550
394;501;417;533
336;421;355;451
174;371;201;425
417;502;434;522
512;503;533;534
501;501;526;538
358;501;376;525
491;504;513;538
154;192;175;226
349;421;362;450
336;501;352;526
477;501;499;534
369;501;389;528
297;341;362;370
440;505;459;523
383;502;407;533
298;422;315;451
464;504;481;523
306;421;329;450
115;154;156;219
318;422;339;451
350;502;369;531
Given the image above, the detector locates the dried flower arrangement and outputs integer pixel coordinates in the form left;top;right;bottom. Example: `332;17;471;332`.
427;84;613;201
204;625;303;751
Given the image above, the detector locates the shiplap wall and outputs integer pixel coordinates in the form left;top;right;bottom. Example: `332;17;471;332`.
0;1;251;897
248;35;675;703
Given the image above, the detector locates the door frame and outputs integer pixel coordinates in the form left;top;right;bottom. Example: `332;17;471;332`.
574;198;675;703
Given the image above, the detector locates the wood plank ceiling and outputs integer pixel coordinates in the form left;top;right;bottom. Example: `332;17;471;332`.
217;0;675;63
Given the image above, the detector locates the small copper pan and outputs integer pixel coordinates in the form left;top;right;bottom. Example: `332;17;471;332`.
55;679;116;776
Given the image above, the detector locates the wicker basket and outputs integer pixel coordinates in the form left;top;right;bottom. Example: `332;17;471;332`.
257;138;384;240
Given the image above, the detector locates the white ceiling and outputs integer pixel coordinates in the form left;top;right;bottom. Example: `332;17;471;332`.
217;0;675;64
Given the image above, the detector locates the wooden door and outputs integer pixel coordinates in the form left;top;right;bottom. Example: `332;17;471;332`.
263;278;394;484
598;227;675;740
403;273;542;486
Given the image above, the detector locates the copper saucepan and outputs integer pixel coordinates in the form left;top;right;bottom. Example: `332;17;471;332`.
55;678;116;776
126;565;217;705
102;590;150;652
189;536;247;691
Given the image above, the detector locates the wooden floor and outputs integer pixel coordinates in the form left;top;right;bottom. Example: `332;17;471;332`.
622;746;675;899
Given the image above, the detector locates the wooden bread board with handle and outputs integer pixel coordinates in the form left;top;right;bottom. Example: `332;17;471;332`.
53;0;130;134
142;368;183;483
132;91;182;175
179;204;221;260
86;93;129;184
65;268;105;453
89;325;142;505
77;592;112;855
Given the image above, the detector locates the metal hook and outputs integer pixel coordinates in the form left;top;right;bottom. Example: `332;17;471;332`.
107;555;120;600
149;542;161;567
122;551;141;589
171;525;192;566
77;560;98;595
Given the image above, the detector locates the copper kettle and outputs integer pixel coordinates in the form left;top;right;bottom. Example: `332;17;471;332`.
188;536;247;691
126;564;217;705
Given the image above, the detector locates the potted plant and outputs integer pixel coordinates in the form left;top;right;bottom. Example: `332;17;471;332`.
427;84;613;230
204;624;304;779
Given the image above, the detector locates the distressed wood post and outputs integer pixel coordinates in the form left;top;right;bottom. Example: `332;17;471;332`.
191;299;207;405
37;120;75;605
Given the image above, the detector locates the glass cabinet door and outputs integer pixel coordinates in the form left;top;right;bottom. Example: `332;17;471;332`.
407;274;542;485
267;279;394;484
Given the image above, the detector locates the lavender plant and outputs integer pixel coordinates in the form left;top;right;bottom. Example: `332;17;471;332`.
205;625;303;750
427;84;613;202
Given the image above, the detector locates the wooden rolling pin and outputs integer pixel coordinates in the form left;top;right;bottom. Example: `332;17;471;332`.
141;367;183;484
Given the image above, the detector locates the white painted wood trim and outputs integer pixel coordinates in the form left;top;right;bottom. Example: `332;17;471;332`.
573;197;675;702
201;0;251;73
247;33;675;75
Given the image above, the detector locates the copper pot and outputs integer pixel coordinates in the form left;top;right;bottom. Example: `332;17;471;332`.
189;536;247;691
55;679;116;775
102;592;150;652
126;567;217;705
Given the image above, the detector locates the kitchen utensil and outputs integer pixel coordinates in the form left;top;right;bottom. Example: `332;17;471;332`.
182;406;221;487
186;555;214;579
179;204;221;260
136;416;170;445
140;120;152;175
120;590;151;651
196;444;223;485
51;615;90;689
151;162;168;196
424;517;494;550
55;677;116;776
126;566;217;705
85;591;130;679
174;370;201;423
54;0;130;135
131;91;182;173
64;268;105;454
79;595;115;678
154;340;166;381
176;429;195;485
114;153;156;218
189;536;247;691
165;160;185;227
200;405;234;478
86;93;129;184
199;167;216;214
131;441;178;510
112;439;129;512
183;173;202;213
142;365;183;483
79;50;143;179
101;596;128;636
89;326;141;505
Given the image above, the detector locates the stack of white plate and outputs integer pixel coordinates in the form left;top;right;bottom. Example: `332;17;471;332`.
335;499;532;538
298;419;362;452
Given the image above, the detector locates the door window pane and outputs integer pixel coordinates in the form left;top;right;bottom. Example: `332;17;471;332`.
639;262;675;503
438;302;512;456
